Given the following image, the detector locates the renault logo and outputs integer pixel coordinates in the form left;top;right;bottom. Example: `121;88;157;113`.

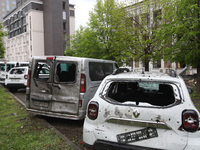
133;109;140;118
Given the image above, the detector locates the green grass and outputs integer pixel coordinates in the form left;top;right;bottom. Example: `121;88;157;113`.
0;86;73;150
190;88;200;99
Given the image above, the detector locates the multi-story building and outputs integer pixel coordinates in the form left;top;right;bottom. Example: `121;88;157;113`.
2;0;75;61
0;0;16;23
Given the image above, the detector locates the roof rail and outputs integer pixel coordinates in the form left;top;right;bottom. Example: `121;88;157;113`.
112;68;130;75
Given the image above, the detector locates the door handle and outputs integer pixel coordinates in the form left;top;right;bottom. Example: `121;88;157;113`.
52;84;61;89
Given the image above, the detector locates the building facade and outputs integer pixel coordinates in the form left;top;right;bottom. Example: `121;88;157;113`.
2;0;75;61
0;0;16;23
125;0;196;75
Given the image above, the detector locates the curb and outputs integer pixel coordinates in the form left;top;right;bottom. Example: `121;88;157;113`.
1;85;82;150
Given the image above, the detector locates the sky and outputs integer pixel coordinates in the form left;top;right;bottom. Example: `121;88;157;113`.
68;0;136;31
69;0;96;30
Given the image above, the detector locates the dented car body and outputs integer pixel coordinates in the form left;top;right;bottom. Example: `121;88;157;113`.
26;56;118;120
83;71;200;150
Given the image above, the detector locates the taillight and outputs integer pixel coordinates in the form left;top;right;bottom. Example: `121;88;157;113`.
87;101;99;120
46;57;54;60
24;74;28;79
6;75;8;79
27;70;31;87
80;74;86;93
182;110;199;132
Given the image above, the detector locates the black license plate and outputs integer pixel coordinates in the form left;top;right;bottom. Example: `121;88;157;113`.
117;127;158;144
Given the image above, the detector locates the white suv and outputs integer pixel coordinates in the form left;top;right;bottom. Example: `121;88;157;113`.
5;66;28;92
83;69;200;150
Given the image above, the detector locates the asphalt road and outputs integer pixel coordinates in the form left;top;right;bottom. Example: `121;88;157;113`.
10;88;84;150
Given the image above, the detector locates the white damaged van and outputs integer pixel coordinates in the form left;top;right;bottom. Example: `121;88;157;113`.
26;56;118;120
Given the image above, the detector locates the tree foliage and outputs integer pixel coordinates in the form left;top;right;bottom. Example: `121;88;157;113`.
157;0;200;93
65;0;135;65
0;23;7;58
126;0;163;71
65;26;103;58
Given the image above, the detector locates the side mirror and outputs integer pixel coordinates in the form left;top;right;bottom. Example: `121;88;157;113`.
188;88;193;94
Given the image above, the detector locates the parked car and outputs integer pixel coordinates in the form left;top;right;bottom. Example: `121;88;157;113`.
26;56;118;120
83;69;200;150
0;61;29;84
5;66;28;92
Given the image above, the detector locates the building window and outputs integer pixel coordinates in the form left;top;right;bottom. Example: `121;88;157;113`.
164;61;171;68
63;11;66;20
70;10;74;17
153;9;162;28
18;20;21;27
63;22;66;30
22;26;26;33
22;17;26;24
141;13;150;28
153;60;161;68
62;2;66;10
17;2;20;8
135;60;139;68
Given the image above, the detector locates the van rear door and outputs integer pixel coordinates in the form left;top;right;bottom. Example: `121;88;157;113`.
29;57;53;110
51;58;81;115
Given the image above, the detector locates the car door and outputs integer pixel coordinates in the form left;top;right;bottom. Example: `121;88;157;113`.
51;57;81;115
29;58;53;111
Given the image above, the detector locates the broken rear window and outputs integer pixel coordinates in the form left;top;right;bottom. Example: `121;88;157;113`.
104;81;181;107
34;62;50;80
55;62;76;82
10;68;26;74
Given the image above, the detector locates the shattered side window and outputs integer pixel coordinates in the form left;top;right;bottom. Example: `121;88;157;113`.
105;81;181;107
6;64;15;72
0;64;5;71
55;62;76;83
89;62;114;81
34;62;50;80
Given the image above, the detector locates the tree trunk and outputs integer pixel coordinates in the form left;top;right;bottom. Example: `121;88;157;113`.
196;64;200;96
145;60;149;71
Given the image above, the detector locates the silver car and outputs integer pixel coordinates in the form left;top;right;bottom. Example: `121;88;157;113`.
83;69;200;150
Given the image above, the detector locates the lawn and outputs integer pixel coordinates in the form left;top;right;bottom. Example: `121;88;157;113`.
0;86;72;150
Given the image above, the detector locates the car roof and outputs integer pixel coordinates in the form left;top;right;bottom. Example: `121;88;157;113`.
10;66;28;70
105;71;182;83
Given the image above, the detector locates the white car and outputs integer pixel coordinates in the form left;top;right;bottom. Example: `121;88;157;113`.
83;69;200;150
5;66;28;92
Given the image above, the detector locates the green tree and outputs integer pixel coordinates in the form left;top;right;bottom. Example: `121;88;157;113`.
0;23;7;58
65;26;103;58
126;0;163;71
65;0;135;65
157;0;200;94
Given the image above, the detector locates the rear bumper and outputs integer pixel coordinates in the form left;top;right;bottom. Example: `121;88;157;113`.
6;83;26;88
84;140;161;150
26;108;85;120
0;78;5;84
